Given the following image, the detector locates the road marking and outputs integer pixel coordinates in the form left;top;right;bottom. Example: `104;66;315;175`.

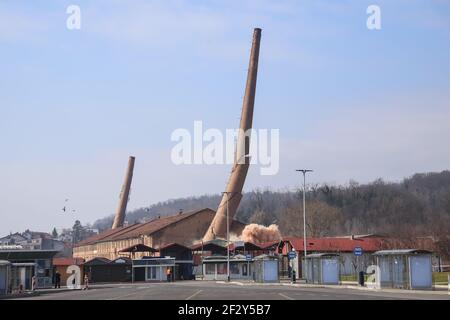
107;291;142;300
185;290;203;300
278;293;295;300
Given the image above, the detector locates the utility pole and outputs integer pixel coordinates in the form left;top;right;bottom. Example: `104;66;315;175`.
296;169;313;282
222;191;232;282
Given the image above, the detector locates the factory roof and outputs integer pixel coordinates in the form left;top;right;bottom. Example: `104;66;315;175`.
76;208;216;246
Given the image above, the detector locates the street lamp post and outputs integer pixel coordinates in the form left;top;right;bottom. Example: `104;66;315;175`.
296;169;313;282
222;191;232;282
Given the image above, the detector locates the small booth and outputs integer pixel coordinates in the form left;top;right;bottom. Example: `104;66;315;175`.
84;257;132;283
132;257;175;282
0;260;11;295
253;255;279;283
202;255;252;281
303;253;340;285
373;249;433;290
159;243;194;280
191;240;228;256
191;240;228;280
53;258;85;285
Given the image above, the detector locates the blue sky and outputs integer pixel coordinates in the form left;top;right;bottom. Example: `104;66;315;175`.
1;0;450;235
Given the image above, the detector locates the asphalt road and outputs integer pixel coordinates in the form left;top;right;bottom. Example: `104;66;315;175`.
15;281;450;300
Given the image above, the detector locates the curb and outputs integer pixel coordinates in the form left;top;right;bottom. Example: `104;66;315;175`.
0;292;40;300
214;280;450;295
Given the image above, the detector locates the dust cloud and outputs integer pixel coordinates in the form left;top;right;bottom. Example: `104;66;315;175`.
240;223;282;243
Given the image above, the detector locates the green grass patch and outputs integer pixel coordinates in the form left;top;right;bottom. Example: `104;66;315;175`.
340;274;368;282
340;272;449;285
433;272;449;285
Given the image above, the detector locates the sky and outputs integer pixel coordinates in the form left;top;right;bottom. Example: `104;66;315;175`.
1;0;450;235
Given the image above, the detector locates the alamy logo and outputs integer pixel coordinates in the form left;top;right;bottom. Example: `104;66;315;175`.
367;5;382;30
171;121;280;176
66;5;81;30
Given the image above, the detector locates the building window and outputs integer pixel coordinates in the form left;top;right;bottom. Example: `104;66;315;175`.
217;263;227;275
205;263;215;275
230;263;240;275
146;267;160;280
242;264;248;276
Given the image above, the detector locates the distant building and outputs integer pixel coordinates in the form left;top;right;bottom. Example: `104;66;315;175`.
0;233;27;246
0;230;72;258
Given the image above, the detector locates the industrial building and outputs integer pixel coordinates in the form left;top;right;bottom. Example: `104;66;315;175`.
73;208;246;262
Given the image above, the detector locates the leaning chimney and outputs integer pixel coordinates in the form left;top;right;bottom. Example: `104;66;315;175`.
203;28;262;241
111;156;135;229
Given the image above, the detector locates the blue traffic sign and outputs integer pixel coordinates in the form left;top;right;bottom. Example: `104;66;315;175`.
288;251;297;259
353;247;363;256
246;254;252;261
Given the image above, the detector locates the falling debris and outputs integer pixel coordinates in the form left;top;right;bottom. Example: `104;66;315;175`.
240;223;282;243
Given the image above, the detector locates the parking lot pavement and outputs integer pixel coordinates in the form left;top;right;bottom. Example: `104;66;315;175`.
14;281;450;300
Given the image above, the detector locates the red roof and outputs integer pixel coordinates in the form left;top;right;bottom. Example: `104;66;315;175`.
53;257;84;266
283;236;385;252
